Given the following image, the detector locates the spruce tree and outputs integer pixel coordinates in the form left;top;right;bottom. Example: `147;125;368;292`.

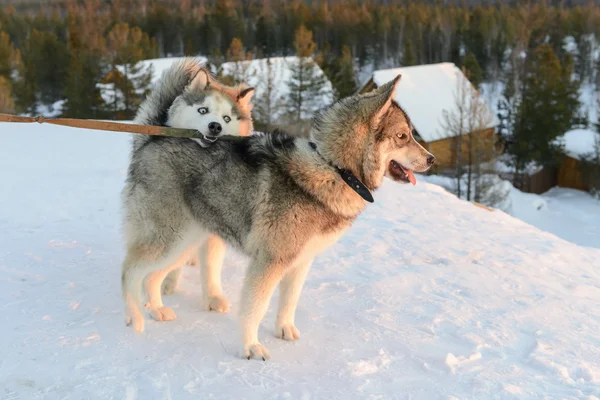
505;44;583;177
0;75;14;113
462;52;483;88
224;37;251;85
332;45;357;99
12;33;37;114
103;23;154;119
62;16;106;119
0;31;19;112
0;31;17;80
402;39;416;66
286;24;328;123
20;30;68;107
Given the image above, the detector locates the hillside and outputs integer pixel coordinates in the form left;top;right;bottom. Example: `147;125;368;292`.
1;123;599;399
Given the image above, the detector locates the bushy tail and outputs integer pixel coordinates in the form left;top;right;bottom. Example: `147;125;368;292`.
131;57;211;153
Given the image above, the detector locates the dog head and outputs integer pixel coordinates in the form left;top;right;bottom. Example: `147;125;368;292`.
168;69;254;147
311;75;434;190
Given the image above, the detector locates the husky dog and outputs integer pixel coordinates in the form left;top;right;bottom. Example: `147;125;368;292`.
125;57;254;311
121;75;435;360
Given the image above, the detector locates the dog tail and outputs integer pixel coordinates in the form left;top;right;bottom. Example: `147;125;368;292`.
131;57;211;153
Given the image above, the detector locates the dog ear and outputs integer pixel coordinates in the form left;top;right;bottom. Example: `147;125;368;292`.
187;69;211;92
237;87;255;107
369;74;401;127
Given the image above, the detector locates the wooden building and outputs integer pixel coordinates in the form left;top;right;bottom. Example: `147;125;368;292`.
556;129;600;191
358;63;499;172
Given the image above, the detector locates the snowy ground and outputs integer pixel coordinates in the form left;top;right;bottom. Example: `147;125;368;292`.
422;175;600;250
1;123;600;399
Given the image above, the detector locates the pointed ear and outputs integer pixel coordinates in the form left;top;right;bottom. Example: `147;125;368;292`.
369;74;401;127
237;87;255;107
186;69;211;92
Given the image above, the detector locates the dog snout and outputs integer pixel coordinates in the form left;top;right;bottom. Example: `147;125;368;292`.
208;122;222;135
427;154;435;166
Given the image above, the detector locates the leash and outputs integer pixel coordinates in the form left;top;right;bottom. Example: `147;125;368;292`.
0;113;203;139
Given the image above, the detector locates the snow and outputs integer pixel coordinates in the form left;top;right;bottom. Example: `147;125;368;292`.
422;174;600;249
2;123;600;399
558;128;600;160
370;63;499;143
219;57;335;121
509;187;600;249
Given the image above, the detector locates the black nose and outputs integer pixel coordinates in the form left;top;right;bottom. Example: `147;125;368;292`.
208;122;222;135
427;155;435;166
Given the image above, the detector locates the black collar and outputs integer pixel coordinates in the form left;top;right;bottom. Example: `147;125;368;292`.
309;142;374;203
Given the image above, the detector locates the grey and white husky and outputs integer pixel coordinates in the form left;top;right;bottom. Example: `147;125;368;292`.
121;74;435;360
127;57;255;309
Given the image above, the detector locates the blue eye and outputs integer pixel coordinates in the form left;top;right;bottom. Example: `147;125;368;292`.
198;107;208;114
223;116;231;123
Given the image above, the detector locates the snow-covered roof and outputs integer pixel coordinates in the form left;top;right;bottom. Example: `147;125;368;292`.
558;129;600;160
141;57;209;85
219;57;335;121
369;63;499;143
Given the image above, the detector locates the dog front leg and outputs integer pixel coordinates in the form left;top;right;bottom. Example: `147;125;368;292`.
239;258;284;360
275;259;313;341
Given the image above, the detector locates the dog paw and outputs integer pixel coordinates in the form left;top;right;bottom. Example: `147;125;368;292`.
149;306;177;322
243;343;271;361
126;315;145;333
206;295;230;313
275;323;300;341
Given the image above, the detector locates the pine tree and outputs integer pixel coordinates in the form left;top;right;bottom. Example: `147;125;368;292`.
62;16;106;119
254;57;285;131
462;52;483;88
332;45;357;99
0;31;18;80
12;34;37;114
103;23;154;119
0;75;15;113
505;44;583;178
214;0;243;54
0;31;19;112
286;24;328;124
402;39;416;66
19;30;69;107
224;37;251;85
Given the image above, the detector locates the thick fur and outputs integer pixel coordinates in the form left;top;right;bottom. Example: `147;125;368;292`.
127;57;254;310
120;75;434;360
133;57;254;151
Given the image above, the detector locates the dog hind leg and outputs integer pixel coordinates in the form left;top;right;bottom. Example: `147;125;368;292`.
122;246;165;333
200;234;230;313
161;243;201;295
161;266;183;295
146;268;178;321
145;242;203;322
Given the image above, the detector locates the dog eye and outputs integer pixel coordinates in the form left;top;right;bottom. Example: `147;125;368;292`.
198;107;208;114
223;116;231;123
397;133;407;140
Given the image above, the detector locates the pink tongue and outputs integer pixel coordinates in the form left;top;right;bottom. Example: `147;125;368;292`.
406;169;416;185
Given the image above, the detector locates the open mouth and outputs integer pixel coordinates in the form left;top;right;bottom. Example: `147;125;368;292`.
197;134;219;147
389;160;416;185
